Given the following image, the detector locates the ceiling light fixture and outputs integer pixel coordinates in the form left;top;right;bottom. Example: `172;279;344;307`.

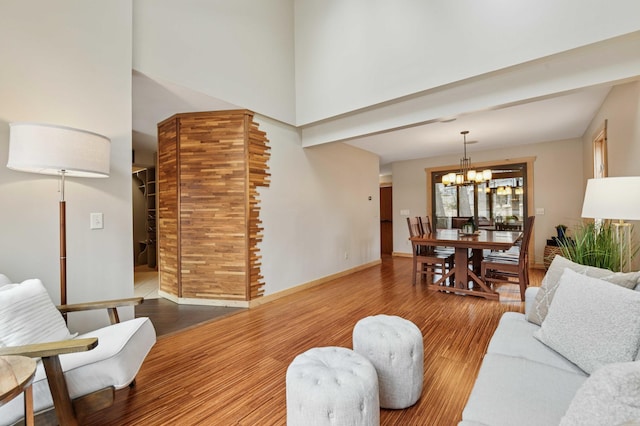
442;131;492;186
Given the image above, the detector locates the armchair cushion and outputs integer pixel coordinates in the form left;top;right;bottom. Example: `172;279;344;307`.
0;279;74;347
0;317;156;425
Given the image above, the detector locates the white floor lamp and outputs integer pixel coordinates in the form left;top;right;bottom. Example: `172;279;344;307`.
7;122;110;305
581;177;640;272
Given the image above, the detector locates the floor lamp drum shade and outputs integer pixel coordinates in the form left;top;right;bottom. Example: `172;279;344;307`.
581;177;640;220
7;122;110;177
6;122;110;306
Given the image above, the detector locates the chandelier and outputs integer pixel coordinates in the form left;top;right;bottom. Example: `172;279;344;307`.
442;130;492;186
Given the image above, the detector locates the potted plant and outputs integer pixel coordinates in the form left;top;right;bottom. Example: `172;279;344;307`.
556;221;632;272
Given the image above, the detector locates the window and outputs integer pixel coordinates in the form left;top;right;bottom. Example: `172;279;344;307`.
430;162;529;230
593;119;608;179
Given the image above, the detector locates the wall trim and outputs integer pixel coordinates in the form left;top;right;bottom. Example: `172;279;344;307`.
248;259;382;308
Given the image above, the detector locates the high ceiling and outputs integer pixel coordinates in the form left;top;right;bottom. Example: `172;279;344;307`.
132;71;613;172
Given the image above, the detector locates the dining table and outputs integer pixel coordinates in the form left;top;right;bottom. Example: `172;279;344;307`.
410;228;523;300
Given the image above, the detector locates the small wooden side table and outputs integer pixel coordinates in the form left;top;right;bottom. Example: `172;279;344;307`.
0;355;37;426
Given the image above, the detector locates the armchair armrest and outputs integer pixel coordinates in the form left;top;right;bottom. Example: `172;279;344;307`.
0;338;98;358
0;338;99;424
57;297;143;325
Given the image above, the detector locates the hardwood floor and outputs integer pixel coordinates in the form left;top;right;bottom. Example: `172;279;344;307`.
84;256;543;425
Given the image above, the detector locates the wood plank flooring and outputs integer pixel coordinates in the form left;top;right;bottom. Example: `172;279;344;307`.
83;256;543;425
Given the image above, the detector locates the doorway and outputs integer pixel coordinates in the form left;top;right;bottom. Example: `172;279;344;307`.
380;185;393;255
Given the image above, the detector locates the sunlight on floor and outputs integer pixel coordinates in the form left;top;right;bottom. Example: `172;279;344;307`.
134;265;159;299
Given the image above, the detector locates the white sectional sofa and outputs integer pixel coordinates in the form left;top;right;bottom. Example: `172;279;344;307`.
459;256;640;426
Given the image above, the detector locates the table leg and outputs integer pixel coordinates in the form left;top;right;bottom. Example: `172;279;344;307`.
454;247;470;290
24;384;34;426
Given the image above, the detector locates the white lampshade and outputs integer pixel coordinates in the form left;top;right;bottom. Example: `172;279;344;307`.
581;177;640;220
7;122;110;178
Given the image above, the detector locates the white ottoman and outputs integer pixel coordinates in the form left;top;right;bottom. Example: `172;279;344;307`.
286;346;380;426
353;315;423;409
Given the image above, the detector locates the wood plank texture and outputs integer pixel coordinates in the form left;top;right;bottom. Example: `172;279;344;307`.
82;257;543;425
157;110;270;301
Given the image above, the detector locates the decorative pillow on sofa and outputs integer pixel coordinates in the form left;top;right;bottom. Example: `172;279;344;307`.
534;268;640;374
560;361;640;426
0;279;74;347
528;255;640;325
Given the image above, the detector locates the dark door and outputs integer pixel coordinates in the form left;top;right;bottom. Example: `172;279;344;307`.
380;186;393;254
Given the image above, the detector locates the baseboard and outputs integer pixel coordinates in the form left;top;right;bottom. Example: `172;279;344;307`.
248;259;383;308
157;290;250;308
392;251;412;258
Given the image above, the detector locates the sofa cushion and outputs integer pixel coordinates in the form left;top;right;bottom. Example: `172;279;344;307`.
560;361;640;426
534;268;640;374
0;278;74;347
0;273;11;286
0;317;156;425
528;255;640;326
461;353;587;426
487;312;586;374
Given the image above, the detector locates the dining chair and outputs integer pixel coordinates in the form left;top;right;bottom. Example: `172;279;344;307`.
407;217;454;286
451;217;471;229
481;216;535;301
418;216;455;255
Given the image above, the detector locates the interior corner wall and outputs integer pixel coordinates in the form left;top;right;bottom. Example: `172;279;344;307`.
391;138;584;267
0;0;133;333
582;80;640;269
294;1;640;124
255;116;380;295
133;0;296;125
582;81;640;179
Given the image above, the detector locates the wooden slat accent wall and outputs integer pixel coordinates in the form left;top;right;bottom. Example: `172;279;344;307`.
157;119;179;297
157;110;270;301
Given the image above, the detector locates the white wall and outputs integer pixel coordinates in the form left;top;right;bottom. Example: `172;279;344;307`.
295;0;640;125
391;138;584;266
133;0;296;125
256;116;380;295
583;81;640;179
0;0;133;333
582;80;640;269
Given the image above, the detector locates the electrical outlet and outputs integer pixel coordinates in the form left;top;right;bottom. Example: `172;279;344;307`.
344;251;349;260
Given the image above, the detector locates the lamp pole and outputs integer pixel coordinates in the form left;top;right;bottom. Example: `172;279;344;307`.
59;171;67;306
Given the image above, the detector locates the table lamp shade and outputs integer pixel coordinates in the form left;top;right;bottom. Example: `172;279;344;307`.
581;177;640;220
7;122;110;178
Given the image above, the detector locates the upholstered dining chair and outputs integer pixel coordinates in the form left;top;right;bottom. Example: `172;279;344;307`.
481;216;535;301
407;217;454;286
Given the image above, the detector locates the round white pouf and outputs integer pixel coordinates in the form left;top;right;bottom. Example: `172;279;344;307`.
286;346;380;426
353;315;424;409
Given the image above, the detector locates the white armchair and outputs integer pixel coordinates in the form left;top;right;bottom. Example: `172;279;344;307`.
0;276;156;425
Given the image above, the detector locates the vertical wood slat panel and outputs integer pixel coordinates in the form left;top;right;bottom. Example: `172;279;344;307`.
157;110;270;301
157;118;179;297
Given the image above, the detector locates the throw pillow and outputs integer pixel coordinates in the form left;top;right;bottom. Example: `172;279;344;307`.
560;361;640;426
534;268;640;374
0;279;74;347
528;255;640;325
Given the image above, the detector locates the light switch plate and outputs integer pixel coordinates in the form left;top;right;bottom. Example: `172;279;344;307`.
535;208;545;215
90;212;104;229
400;209;410;216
